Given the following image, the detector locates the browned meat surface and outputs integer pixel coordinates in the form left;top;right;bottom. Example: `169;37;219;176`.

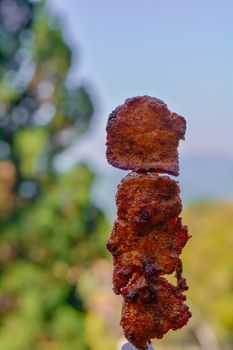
105;95;190;349
108;218;189;294
121;274;191;350
116;172;182;228
106;96;186;176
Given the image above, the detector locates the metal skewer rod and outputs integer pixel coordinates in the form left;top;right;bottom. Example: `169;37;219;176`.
121;342;154;350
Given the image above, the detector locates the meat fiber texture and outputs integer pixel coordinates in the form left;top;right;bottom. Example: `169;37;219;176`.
106;96;186;177
106;96;191;350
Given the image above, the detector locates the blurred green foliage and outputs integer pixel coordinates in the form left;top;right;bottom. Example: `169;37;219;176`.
0;1;110;349
183;201;233;341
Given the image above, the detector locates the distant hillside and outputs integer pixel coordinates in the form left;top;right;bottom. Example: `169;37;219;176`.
92;155;233;217
179;155;233;202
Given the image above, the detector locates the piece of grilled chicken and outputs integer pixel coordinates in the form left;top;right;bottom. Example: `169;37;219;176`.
106;96;186;176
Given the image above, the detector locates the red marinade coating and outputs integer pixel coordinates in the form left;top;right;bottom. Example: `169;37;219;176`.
121;274;191;350
108;218;189;294
106;96;186;176
106;96;190;349
116;172;182;228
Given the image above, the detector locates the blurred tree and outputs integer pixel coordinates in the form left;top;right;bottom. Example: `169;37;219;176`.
0;1;110;349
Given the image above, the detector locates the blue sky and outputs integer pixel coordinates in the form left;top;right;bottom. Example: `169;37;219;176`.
48;0;233;171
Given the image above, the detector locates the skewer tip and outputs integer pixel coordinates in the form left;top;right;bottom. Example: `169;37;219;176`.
121;343;154;350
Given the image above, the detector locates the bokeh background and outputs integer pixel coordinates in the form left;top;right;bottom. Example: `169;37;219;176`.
0;0;232;349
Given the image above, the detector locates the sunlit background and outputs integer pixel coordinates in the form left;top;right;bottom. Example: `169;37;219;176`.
0;0;232;349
